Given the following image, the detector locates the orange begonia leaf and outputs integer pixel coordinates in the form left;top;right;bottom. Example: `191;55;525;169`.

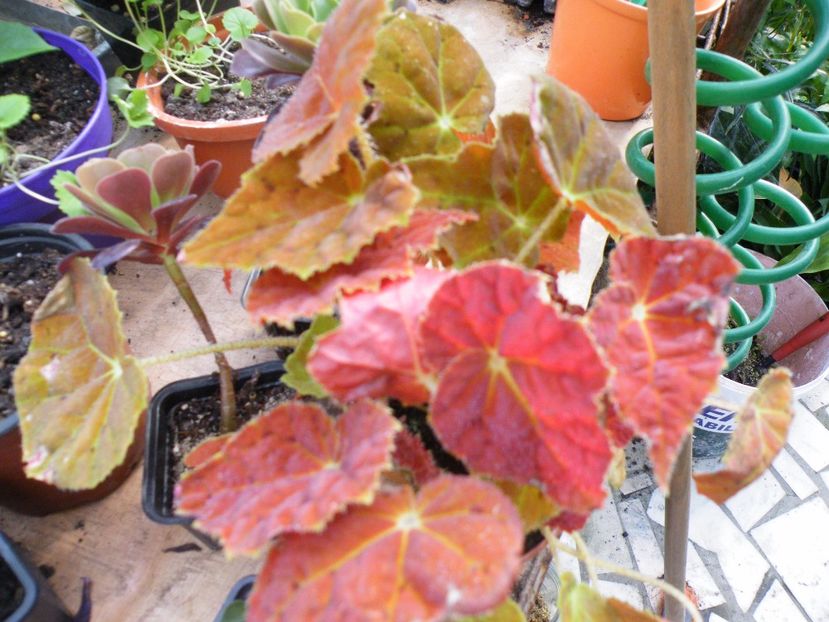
13;258;148;490
539;211;585;274
587;237;740;488
548;510;590;533
308;267;452;405
367;11;495;161
454;119;497;146
459;599;526;622
421;262;611;515
694;368;794;503
247;210;473;327
495;480;558;533
282;315;339;398
558;573;667;621
392;428;440;486
175;399;399;556
529;76;655;238
181;155;418;279
408;114;566;267
183;434;233;469
222;269;233;294
248;475;523;622
252;0;387;183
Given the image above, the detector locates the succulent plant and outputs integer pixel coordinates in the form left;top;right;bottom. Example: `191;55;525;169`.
52;143;220;268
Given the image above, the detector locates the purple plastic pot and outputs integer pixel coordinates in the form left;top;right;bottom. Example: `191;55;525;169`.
0;28;113;226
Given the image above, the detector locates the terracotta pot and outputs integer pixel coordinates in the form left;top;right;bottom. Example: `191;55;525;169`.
547;0;725;121
137;13;268;198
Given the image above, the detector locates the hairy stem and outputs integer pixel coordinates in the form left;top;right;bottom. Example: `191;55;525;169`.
543;528;703;622
163;256;238;433
140;335;300;367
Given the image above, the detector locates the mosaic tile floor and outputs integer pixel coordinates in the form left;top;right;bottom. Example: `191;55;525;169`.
547;379;829;622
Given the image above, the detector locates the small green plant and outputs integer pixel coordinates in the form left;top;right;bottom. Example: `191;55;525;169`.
0;94;31;185
70;0;258;103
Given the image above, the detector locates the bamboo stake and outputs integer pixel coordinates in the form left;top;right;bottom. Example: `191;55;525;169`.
647;1;697;620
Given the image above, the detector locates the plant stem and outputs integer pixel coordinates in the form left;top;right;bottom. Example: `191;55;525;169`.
141;335;300;367
162;255;238;433
514;197;568;265
543;528;703;622
572;533;599;587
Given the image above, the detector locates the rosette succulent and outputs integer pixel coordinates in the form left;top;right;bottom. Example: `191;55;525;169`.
52;143;220;268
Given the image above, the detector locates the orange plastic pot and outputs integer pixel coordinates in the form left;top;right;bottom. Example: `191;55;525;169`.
547;0;725;121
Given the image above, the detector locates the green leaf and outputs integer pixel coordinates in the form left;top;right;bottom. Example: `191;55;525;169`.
218;600;246;622
178;9;200;19
185;25;207;44
367;11;495;161
173;83;184;98
222;7;259;42
0;94;31;130
50;170;88;217
237;79;252;98
136;28;164;52
187;46;213;65
13;258;150;490
112;89;155;129
458;599;527;622
0;21;57;64
140;52;158;71
196;84;212;103
283;315;339;398
780;233;829;274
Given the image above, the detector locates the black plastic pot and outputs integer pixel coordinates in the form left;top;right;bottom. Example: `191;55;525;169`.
142;360;286;549
0;532;71;622
213;575;255;622
74;0;239;67
0;225;145;516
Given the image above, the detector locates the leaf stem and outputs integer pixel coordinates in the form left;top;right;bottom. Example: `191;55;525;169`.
140;335;299;367
543;527;703;622
514;197;568;265
573;533;599;587
162;256;238;433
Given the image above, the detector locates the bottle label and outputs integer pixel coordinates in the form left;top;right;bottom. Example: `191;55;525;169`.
693;405;736;434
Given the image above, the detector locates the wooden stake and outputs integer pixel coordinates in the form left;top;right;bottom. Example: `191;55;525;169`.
648;1;697;620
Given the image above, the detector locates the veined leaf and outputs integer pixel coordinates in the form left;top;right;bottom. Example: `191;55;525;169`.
176;399;399;556
558;572;667;621
367;11;495;161
529;76;655;238
694;368;794;503
392;428;440;486
248;475;523;621
587;237;740;488
282;315;339;398
252;0;388;183
182;154;418;279
421;263;612;515
408;114;566;267
13;258;148;490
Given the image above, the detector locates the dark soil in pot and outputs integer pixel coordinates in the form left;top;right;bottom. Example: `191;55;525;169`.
0;50;98;181
723;337;768;386
0;248;63;420
0;555;24;620
160;61;296;122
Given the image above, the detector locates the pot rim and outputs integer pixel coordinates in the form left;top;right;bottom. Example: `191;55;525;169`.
588;0;726;22
0;532;39;621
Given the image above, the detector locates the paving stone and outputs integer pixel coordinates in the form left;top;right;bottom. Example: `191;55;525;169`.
821;470;829;490
787;403;829;472
618;498;663;610
685;544;726;610
582;493;633;571
552;532;581;582
708;614;728;622
798;379;829;412
598;581;644;610
620;472;653;497
648;489;768;613
724;470;785;530
750;497;829;622
772;448;818;500
753;580;808;622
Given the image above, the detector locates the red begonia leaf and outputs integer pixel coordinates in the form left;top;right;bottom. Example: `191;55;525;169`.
408;114;566;267
587;236;740;488
367;12;495;161
558;572;667;621
529;76;655;238
175;399;399;556
252;0;387;184
539;211;585;274
392;428;440;486
181;155;417;279
12;258;148;490
420;262;611;515
308;267;452;405
183;434;232;469
247;210;473;327
603;395;635;449
694;368;794;503
547;510;589;533
248;475;523;621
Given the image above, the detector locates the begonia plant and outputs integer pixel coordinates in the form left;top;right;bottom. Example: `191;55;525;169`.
13;0;797;619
